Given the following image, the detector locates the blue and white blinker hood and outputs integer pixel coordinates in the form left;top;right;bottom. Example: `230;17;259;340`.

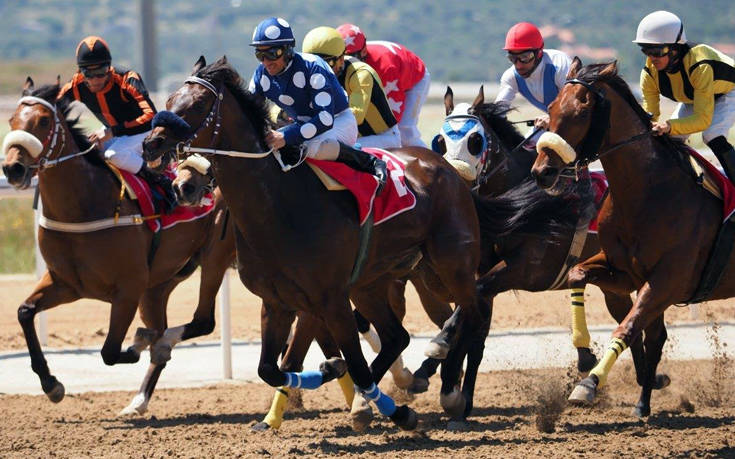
433;103;488;181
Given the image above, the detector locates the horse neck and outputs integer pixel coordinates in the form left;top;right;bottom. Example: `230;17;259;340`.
479;142;535;196
37;126;119;221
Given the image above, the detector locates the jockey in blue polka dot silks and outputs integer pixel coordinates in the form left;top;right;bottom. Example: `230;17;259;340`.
248;17;388;194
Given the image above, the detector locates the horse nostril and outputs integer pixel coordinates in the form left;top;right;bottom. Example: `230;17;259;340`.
182;183;196;197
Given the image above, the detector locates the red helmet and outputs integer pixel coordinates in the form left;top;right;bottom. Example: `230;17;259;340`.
503;22;544;51
336;23;366;55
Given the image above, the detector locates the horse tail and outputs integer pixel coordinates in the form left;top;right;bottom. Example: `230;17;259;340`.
471;178;592;241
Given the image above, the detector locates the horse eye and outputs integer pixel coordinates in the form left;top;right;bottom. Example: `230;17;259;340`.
468;133;484;156
432;135;446;154
192;102;206;113
38;116;50;127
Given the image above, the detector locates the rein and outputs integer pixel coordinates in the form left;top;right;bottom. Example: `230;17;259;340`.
170;77;274;160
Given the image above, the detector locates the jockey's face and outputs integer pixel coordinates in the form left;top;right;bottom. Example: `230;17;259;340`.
81;64;110;92
507;50;538;78
256;46;288;76
640;45;672;72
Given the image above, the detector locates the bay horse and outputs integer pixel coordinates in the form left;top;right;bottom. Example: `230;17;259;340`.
142;57;577;430
1;78;235;415
529;58;725;417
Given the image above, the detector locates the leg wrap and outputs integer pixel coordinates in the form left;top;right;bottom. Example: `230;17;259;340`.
337;373;355;407
284;370;323;389
589;338;628;387
570;288;591;348
263;387;289;429
359;383;396;417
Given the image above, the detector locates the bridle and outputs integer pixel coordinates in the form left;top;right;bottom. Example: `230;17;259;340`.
555;79;651;179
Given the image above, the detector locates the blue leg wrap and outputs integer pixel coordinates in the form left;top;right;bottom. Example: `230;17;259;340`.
361;383;396;416
284;370;323;389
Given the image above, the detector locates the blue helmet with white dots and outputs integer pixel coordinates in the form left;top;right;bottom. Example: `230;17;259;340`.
250;17;296;47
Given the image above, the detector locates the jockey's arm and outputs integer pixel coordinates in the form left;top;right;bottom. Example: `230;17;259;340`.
668;64;716;136
640;67;662;122
279;69;339;146
347;68;374;125
113;71;156;136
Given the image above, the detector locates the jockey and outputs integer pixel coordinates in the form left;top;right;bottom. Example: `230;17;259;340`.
302;26;401;149
57;36;176;211
635;10;735;182
337;23;430;148
248;17;388;193
495;22;572;135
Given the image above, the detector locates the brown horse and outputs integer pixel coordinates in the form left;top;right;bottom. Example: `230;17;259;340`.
529;58;727;417
142;56;575;430
1;78;235;414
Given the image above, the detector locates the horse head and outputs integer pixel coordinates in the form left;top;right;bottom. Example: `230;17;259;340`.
531;57;619;194
2;76;65;189
172;154;214;206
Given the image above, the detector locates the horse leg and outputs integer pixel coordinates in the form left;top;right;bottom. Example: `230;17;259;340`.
458;296;493;420
101;290;147;365
17;272;80;402
633;315;669;418
569;279;672;408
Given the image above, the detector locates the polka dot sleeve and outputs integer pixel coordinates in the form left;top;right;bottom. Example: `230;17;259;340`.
280;66;338;145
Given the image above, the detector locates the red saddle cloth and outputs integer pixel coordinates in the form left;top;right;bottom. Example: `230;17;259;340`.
588;170;608;233
118;167;216;232
307;148;417;225
687;147;735;222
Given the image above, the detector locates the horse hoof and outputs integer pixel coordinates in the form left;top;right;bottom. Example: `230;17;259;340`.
350;394;373;432
118;393;148;416
576;347;598;373
392;367;414;390
150;343;173;365
407;377;429;394
319;357;347;383
447;419;470;431
424;340;449;360
653;373;671;390
440;387;465;418
45;380;65;404
390;405;418;431
568;377;597;405
632;403;650;418
250;421;272;432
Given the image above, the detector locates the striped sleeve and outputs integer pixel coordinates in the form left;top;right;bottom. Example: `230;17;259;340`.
114;71;156;136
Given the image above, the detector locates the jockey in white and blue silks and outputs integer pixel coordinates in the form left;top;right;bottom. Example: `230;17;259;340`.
248;17;388;193
494;22;572;140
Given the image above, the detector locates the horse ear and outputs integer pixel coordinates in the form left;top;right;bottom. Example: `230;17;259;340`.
471;85;484;109
221;55;228;64
599;60;618;78
23;76;34;95
567;56;583;79
444;86;454;116
192;56;206;75
56;75;61;87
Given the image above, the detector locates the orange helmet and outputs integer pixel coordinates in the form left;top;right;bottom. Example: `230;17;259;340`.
76;36;112;67
503;22;544;51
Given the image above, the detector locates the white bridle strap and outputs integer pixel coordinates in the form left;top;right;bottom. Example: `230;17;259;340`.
185;76;218;95
18;96;57;113
2;130;43;158
536;131;577;164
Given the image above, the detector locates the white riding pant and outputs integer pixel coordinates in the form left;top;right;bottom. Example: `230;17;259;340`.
102;130;149;173
398;71;430;148
357;125;402;149
304;109;359;160
671;90;735;143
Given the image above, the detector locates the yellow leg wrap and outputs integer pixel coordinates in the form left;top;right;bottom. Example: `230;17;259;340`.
337;373;355;407
589;338;627;387
570;288;591;348
262;387;289;429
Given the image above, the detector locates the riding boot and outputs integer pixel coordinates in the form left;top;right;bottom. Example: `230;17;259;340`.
708;136;735;184
137;166;178;214
336;143;389;195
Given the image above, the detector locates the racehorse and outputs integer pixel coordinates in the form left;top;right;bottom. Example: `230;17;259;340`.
529;58;727;417
1;78;235;415
142;56;578;430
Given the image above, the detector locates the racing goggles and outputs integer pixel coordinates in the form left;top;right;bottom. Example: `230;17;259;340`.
314;53;341;67
255;46;286;62
639;45;670;58
507;50;536;64
80;65;109;79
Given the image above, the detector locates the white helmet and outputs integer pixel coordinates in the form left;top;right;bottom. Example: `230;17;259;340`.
633;11;686;45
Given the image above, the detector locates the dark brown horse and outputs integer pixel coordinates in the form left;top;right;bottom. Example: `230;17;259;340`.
1;78;235;414
529;58;725;417
142;57;576;430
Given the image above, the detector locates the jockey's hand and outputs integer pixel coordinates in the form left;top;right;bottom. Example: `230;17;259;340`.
534;114;550;130
651;120;671;136
88;127;112;148
265;130;286;150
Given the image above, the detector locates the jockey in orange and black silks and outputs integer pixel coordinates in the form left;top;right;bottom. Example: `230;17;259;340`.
432;103;489;183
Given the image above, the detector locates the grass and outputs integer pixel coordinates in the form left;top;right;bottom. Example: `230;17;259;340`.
0;197;35;273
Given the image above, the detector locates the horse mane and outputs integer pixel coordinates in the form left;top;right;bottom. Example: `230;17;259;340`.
472;103;525;149
30;84;105;167
195;59;270;143
574;62;693;167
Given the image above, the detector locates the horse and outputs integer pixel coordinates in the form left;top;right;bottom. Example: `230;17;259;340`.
141;56;579;430
1;78;236;415
528;58;728;417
